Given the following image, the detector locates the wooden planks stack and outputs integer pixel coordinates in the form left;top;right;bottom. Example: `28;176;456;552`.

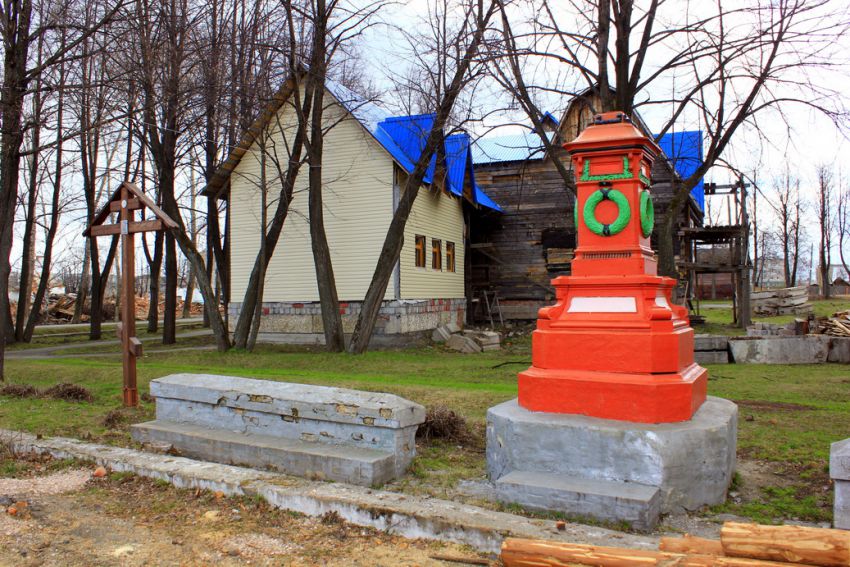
818;311;850;337
752;286;812;316
501;522;850;566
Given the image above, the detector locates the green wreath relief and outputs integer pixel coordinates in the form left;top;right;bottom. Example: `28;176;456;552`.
640;190;654;237
583;188;631;236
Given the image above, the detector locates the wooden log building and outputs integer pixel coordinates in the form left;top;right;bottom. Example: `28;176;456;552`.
468;88;705;321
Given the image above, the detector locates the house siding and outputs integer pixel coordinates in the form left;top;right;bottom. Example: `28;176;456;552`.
399;172;466;299
228;90;396;303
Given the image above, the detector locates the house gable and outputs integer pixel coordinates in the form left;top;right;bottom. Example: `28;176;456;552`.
228;85;398;303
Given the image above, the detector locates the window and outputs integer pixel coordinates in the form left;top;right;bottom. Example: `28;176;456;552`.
415;235;426;268
446;241;456;272
432;239;442;270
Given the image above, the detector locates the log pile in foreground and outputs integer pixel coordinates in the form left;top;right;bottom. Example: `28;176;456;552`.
501;522;850;567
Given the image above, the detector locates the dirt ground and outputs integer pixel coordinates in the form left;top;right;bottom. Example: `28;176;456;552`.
0;457;494;567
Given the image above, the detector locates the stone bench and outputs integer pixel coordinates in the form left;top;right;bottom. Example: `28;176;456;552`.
131;374;425;486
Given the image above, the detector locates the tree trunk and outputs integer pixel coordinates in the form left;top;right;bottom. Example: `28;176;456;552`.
16;29;44;342
0;0;34;378
163;232;177;344
147;231;163;332
348;1;496;354
308;81;344;352
72;247;90;324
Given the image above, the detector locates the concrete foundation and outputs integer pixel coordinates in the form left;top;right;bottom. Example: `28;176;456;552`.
830;438;850;529
228;298;466;339
486;397;738;530
131;374;425;486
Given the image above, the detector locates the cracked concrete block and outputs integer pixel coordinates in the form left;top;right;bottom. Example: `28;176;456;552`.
431;325;452;343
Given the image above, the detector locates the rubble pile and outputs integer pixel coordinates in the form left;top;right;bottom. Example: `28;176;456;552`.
13;292;204;324
431;323;501;352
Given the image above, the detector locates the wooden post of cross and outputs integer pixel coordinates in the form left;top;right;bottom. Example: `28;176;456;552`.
84;182;178;407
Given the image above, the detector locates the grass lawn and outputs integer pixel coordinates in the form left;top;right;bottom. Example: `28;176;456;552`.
1;328;848;527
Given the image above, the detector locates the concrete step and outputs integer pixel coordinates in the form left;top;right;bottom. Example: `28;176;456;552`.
131;420;396;487
494;470;661;531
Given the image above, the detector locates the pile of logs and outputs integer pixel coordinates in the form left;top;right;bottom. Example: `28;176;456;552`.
501;522;850;566
752;286;812;317
816;311;850;337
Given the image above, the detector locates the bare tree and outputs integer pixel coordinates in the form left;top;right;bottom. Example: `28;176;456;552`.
766;169;803;287
348;0;498;354
0;0;120;376
491;0;850;278
817;165;834;298
22;28;69;342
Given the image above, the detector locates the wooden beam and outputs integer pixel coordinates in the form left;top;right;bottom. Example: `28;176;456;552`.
89;220;164;237
109;198;142;212
721;522;850;566
501;538;801;567
121;182;178;230
501;538;793;567
660;536;725;556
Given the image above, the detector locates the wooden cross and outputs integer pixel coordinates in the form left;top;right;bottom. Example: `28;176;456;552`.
84;182;178;407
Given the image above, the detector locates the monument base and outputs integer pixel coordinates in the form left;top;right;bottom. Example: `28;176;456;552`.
486;396;737;531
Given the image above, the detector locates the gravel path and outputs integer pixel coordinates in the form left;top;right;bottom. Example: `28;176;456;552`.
0;469;90;497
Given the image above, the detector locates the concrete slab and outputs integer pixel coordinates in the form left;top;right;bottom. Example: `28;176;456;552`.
431;325;452;343
131;420;397;486
0;428;658;554
494;470;662;531
835;481;850;530
446;334;481;353
728;336;830;364
828;338;850;363
694;351;729;364
487;397;737;515
831;438;850;481
150;374;425;428
138;374;425;484
694;335;729;351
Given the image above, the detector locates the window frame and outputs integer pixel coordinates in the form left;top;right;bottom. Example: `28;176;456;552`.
431;238;442;271
446;241;456;272
414;234;426;268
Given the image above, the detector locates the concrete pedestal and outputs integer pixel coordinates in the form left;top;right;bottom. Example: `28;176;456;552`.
830;438;850;529
486;396;737;530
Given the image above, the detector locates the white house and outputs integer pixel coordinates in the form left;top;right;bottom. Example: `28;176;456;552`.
205;75;501;340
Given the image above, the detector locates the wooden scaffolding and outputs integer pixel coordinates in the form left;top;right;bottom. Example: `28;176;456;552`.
678;180;752;328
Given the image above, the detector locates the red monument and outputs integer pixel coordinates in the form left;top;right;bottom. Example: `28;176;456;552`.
485;111;736;531
518;111;707;424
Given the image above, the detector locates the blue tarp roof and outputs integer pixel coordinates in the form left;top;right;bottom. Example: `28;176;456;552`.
658;130;705;211
325;79;501;212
